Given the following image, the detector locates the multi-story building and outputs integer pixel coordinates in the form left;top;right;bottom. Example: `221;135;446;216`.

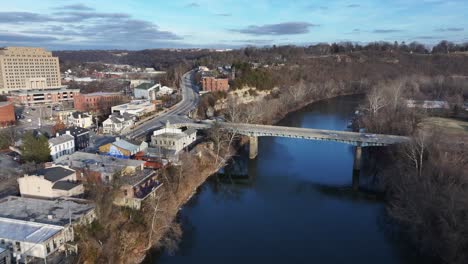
134;83;159;100
151;125;197;154
49;133;75;161
0;196;95;263
8;87;80;105
57;126;90;150
73;92;125;113
18;165;83;199
201;77;229;92
0;101;15;127
99;138;148;159
66;111;93;128
102;113;135;134
0;47;61;94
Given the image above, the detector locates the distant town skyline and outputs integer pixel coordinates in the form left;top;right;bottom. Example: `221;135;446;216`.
0;0;467;50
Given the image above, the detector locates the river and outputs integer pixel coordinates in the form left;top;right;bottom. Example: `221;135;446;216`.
150;95;420;263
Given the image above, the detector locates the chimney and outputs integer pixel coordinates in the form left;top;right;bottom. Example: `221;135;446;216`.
66;131;71;135
56;132;60;137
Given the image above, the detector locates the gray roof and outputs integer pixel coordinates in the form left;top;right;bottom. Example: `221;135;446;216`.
0;196;94;226
49;134;74;146
120;169;156;186
35;166;75;182
58;126;89;137
71;111;90;119
135;83;157;90
52;181;81;191
113;139;139;152
0;218;62;244
0;246;7;254
109;112;134;124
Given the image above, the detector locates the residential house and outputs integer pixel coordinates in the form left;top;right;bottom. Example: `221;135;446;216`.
18;165;83;199
151;125;197;154
0;196;95;263
66;111;93;128
54;151;145;183
102;113;135;134
57;126;90;150
114;169;162;209
99;138;148;159
49;133;75;161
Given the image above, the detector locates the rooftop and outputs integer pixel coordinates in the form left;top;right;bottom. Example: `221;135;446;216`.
0;218;63;244
71;111;91;119
58;126;90;137
52;181;81;191
34;166;75;182
0;246;7;254
0;196;94;226
49;134;74;146
54;151;144;175
135;83;158;90
81;92;122;97
120;169;156;186
112;139;140;152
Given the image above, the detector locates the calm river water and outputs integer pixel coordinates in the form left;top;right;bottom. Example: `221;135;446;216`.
151;95;420;264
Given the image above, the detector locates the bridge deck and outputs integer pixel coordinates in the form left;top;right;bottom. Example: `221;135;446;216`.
176;121;410;147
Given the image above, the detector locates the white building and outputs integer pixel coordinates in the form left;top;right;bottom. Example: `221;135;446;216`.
134;83;159;100
151;124;197;154
156;86;174;97
49;133;75;161
0;196;95;263
111;100;155;117
18;165;83;199
102;113;135;134
67;111;93;128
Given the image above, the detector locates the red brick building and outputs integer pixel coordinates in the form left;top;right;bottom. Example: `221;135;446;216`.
0;102;15;127
74;92;125;113
8;88;79;105
201;77;229;92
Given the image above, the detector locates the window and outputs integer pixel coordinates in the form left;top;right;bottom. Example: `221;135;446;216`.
15;241;21;252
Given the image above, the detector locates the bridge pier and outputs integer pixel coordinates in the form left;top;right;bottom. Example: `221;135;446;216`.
249;136;258;159
352;146;362;191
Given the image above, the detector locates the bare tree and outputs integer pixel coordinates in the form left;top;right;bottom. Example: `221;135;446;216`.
402;130;429;177
366;87;387;115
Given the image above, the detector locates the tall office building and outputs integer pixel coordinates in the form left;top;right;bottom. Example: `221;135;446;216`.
0;47;61;94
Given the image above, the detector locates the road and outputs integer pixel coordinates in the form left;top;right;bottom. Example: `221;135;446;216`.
125;70;199;139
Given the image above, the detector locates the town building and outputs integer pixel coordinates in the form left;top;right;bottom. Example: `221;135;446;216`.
201;77;229;92
156;86;174;97
111;100;155;117
8;87;80;105
0;102;15;127
134;83;159;100
129;79;153;89
54;151;145;183
66;111;93;128
0;196;95;263
0;246;11;264
151;124;197;154
18;165;83;199
73;92;125;113
99;138;148;159
406;100;450;109
49;133;75;161
102;113;135;134
57;126;90;150
114;169;162;209
0;47;61;94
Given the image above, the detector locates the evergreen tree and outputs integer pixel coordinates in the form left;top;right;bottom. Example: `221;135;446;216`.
21;131;51;163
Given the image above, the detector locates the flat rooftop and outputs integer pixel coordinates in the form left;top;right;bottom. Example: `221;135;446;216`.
0;218;62;244
0;196;94;226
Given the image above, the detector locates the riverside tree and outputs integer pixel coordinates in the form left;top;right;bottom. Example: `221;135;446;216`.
21;131;51;163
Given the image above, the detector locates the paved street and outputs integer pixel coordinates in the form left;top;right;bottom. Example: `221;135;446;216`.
125;70;199;139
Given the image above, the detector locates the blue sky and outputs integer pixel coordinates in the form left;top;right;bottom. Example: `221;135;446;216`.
0;0;467;50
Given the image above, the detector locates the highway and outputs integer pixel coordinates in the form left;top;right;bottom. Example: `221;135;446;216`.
125;70;199;139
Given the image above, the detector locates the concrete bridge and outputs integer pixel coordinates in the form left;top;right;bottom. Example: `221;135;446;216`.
173;121;410;190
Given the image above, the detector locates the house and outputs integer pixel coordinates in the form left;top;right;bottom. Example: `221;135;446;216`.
0;246;11;264
54;151;145;183
156;86;174;97
134;83;159;100
111;100;155;117
114;169;162;209
18;165;83;199
49;133;75;161
57;126;90;150
102;113;135;134
0;196;95;263
67;111;93;128
151;124;197;154
99;138;148;159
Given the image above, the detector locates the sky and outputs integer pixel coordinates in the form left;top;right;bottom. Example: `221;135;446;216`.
0;0;467;50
